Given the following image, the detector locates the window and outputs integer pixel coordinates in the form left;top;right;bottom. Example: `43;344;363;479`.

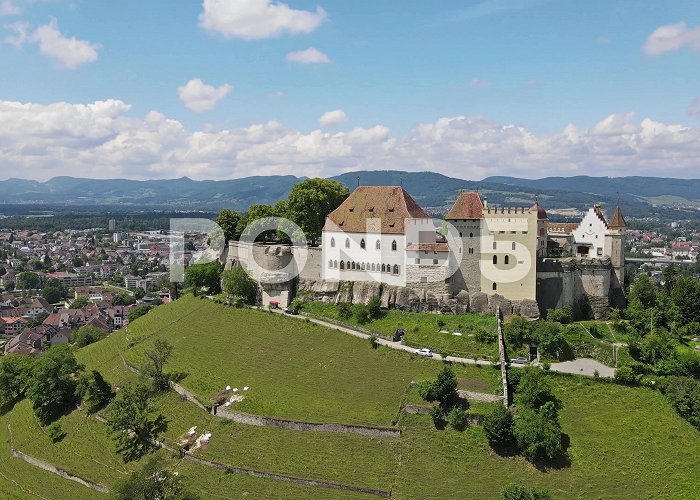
540;228;545;236
340;261;345;270
459;232;462;237
512;242;516;251
376;240;381;250
381;264;386;272
371;263;375;271
492;283;497;291
361;263;365;270
469;232;473;238
334;260;338;268
468;247;474;254
420;276;428;283
504;256;509;265
493;255;498;265
330;237;335;248
360;238;366;249
346;260;350;269
393;264;399;275
345;238;350;248
351;262;356;270
433;259;438;265
492;241;497;250
415;258;420;264
328;259;333;268
391;240;397;251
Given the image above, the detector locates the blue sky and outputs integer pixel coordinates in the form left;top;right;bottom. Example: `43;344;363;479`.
1;0;699;180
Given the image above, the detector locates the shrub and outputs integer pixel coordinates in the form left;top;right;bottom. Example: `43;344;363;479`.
367;297;382;319
73;325;107;348
354;305;371;324
337;302;352;319
128;305;153;323
502;483;552;500
47;423;65;443
475;327;497;343
546;306;572;324
429;405;444;427
483;404;514;446
659;377;700;430
437;319;446;330
427;366;459;406
614;365;636;385
505;316;531;345
513;402;562;462
513;368;558;411
448;406;469;431
222;267;258;304
368;335;378;349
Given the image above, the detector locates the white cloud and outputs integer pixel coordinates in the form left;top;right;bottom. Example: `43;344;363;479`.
199;0;326;40
642;22;700;56
2;99;700;181
470;77;490;87
0;0;19;16
267;91;285;98
689;97;700;117
319;109;347;126
286;47;330;64
4;18;100;68
177;78;233;112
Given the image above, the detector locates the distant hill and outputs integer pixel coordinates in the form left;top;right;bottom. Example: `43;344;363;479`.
0;171;698;220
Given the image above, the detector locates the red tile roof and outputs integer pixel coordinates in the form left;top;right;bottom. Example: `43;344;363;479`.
444;192;484;220
405;243;449;252
324;186;430;235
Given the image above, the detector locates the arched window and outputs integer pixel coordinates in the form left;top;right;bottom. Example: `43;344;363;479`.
469;232;473;238
340;261;345;270
391;240;397;251
493;255;498;265
371;263;375;271
459;232;462;237
492;283;497;291
492;241;497;250
376;240;381;250
393;264;399;275
362;263;366;270
345;238;350;248
360;238;366;249
330;237;335;248
334;260;338;268
504;256;509;265
512;242;516;251
328;259;333;268
351;262;356;270
346;260;351;269
381;264;386;272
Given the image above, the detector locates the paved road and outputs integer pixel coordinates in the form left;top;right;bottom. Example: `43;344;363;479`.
263;307;616;377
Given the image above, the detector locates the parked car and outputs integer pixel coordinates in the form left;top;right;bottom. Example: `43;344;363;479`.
284;307;298;315
510;356;529;365
415;348;433;357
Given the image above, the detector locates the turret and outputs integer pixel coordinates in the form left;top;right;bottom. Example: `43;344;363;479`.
604;198;626;299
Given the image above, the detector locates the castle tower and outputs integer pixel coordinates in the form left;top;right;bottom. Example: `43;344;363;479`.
530;197;548;258
444;191;484;294
604;200;626;295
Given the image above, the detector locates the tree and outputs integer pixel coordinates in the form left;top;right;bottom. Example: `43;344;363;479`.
133;287;146;300
448;406;469;431
513;402;562;462
221;267;258;304
639;330;675;365
628;274;658;309
216;208;242;243
16;271;41;290
76;370;113;414
662;264;679;295
660;377;700;430
113;457;198;500
106;383;166;462
70;296;89;309
42;285;65;304
420;366;458;407
530;321;567;360
671;276;700;325
184;261;222;294
367;296;382;319
502;483;552;500
337;302;352;319
354;304;371;324
143;339;173;390
505;316;531;346
113;293;137;306
0;356;34;408
483;404;515;447
128;305;153;323
73;325;107;347
285;178;349;245
513;368;557;411
27;345;82;425
26;312;48;328
241;204;279;242
546;306;572;324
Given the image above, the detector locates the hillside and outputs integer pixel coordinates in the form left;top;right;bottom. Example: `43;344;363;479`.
1;172;699;219
1;296;698;498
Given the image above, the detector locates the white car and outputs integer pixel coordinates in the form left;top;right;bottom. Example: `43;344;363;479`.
415;348;433;357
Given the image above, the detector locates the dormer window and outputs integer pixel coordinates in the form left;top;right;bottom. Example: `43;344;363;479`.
330;237;335;248
388;207;395;212
349;207;355;212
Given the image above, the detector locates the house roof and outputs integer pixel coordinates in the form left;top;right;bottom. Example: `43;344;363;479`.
324;186;430;235
444;192;484;220
405;243;450;252
608;206;627;229
530;201;548;220
548;222;580;235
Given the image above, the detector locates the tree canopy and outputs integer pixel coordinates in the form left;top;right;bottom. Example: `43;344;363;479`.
221;266;258;304
285;178;349;245
27;345;82;425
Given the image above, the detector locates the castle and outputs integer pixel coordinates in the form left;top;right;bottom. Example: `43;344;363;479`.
226;186;627;319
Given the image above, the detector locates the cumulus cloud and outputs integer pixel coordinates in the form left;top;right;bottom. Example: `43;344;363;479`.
470;77;490;87
319;109;347;126
642;22;700;56
4;18;100;68
2;99;700;181
0;0;19;16
199;0;326;40
178;78;232;112
286;47;330;64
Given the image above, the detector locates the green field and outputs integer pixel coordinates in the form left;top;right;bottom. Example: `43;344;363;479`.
0;295;698;499
302;301;500;360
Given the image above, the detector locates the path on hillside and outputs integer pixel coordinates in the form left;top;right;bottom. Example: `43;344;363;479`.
268;308;616;378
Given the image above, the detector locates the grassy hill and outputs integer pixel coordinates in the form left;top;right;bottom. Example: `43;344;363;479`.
0;295;698;498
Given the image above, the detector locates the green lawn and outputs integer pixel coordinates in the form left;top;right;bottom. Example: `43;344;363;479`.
118;295;500;425
302;301;499;360
1;295;698;499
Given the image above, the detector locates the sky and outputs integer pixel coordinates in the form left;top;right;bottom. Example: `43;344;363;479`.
1;0;699;181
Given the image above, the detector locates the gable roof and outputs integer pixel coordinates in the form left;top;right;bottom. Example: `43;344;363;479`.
444;192;484;220
324;186;430;235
